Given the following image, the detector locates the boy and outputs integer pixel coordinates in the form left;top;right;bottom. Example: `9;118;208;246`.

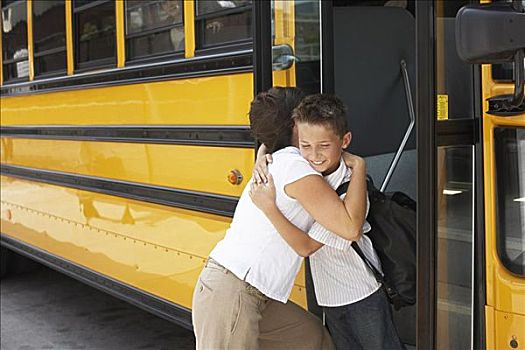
250;94;405;350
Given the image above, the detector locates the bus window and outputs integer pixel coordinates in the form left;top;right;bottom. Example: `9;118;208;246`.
73;0;116;70
494;127;525;276
125;0;184;62
195;0;252;50
32;0;66;77
1;0;29;82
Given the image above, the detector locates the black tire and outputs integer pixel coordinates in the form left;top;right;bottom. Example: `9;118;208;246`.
1;245;9;278
0;246;41;278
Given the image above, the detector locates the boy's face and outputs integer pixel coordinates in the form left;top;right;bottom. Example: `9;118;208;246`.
297;122;351;175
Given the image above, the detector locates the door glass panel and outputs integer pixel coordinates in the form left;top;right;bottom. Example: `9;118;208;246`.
294;0;320;95
436;146;474;350
435;0;475;119
494;127;525;276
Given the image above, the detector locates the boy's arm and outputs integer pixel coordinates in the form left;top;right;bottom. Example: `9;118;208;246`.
340;152;367;240
249;175;323;257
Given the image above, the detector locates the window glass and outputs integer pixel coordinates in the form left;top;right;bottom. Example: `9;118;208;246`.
195;0;252;49
1;0;29;81
75;0;116;67
196;0;251;16
126;0;183;34
125;0;184;60
34;51;67;76
200;11;251;48
33;0;66;76
33;0;65;52
294;0;320;96
435;0;475;119
436;146;474;350
2;1;28;61
494;127;525;276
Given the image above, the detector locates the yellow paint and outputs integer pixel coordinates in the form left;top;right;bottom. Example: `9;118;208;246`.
486;306;496;349
481;64;525;346
437;94;448;120
494;310;525;350
65;0;74;75
1;138;254;197
0;176;307;309
1;73;253;125
183;0;195;58
116;0;125;68
26;0;34;81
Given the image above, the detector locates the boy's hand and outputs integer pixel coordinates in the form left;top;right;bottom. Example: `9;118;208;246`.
342;152;365;170
254;144;273;184
249;174;278;215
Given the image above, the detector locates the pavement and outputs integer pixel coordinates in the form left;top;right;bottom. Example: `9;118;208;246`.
1;264;195;350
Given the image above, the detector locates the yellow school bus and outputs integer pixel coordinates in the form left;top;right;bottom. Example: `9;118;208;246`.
1;0;523;348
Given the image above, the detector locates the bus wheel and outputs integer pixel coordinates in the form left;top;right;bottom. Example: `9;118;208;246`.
0;246;41;278
1;245;9;278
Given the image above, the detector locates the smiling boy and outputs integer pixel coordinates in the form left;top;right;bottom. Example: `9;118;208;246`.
250;94;405;350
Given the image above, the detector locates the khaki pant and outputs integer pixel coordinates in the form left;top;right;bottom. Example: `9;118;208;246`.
192;259;335;350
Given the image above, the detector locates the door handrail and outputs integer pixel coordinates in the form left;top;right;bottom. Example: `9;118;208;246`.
381;59;416;192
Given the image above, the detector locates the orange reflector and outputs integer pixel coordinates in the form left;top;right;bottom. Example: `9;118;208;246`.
228;169;243;185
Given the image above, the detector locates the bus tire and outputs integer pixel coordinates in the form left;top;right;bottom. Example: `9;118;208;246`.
1;245;9;278
0;246;41;278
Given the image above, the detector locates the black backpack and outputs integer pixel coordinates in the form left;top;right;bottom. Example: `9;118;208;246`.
336;176;416;309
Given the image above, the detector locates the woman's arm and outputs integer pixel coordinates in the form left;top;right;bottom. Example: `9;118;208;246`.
249;175;323;257
253;144;273;184
285;154;367;241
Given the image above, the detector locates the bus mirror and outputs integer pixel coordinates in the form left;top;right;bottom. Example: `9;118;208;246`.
456;1;525;111
455;3;524;64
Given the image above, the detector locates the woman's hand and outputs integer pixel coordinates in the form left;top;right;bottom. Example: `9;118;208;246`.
249;174;278;215
254;144;273;184
342;151;365;170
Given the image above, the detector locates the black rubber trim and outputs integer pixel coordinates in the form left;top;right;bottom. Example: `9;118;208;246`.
436;119;477;146
0;125;255;148
1;51;253;96
416;1;436;348
0;234;193;330
0;164;238;217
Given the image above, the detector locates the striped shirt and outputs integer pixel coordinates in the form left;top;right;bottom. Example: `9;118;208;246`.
308;159;382;307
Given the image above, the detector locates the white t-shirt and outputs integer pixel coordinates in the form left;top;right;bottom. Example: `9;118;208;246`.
307;159;382;307
209;147;321;303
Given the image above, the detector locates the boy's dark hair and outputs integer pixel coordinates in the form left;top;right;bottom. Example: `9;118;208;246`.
249;87;304;153
292;94;349;137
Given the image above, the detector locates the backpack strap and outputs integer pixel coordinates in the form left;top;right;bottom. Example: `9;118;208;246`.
351;242;385;285
335;181;349;196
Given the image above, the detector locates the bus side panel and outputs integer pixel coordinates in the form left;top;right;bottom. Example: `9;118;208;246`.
1;139;254;197
0;176;308;309
1;73;253;126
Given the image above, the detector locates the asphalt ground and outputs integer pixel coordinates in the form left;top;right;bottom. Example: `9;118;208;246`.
1;264;195;350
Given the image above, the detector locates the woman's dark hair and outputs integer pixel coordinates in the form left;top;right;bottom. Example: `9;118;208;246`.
249;87;304;153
